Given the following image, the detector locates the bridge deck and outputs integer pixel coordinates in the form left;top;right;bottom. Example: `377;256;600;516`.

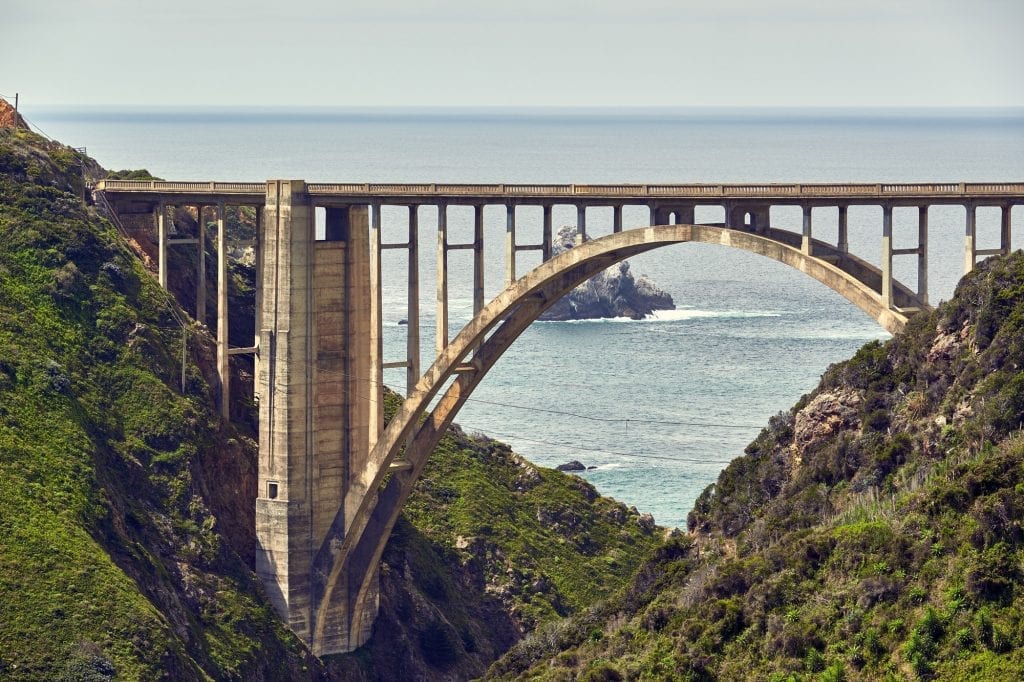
94;180;1024;206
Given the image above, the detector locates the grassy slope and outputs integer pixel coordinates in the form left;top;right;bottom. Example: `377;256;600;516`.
0;128;310;679
0;129;661;680
490;252;1024;681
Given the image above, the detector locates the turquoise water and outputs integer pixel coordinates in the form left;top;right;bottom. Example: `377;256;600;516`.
35;107;1024;528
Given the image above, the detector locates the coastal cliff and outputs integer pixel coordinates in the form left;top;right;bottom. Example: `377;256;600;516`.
539;226;675;321
0;129;662;680
489;251;1024;680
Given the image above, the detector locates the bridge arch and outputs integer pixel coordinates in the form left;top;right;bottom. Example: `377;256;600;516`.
311;223;924;649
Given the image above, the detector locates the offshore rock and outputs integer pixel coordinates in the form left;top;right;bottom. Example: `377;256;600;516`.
556;460;587;472
540;226;675;320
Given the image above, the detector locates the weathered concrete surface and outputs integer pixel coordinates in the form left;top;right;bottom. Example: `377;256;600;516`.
254;181;376;655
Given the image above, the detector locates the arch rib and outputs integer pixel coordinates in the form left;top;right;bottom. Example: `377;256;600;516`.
311;224;925;651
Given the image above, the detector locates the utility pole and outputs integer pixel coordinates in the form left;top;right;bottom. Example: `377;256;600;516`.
13;93;18;129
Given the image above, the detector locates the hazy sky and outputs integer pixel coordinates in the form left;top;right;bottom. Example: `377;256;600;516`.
3;0;1022;108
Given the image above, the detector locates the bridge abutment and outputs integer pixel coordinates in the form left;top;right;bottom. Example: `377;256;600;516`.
255;180;378;655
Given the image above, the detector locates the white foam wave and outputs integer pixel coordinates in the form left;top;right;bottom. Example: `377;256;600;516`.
543;308;783;324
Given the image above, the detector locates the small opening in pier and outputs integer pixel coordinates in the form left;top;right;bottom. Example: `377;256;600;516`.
267;481;279;499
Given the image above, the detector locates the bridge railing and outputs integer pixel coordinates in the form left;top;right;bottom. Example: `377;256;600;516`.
94;180;266;193
95;179;1024;199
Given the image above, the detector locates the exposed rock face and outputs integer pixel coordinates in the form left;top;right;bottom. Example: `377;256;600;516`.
539;226;675;320
790;387;862;469
0;98;27;129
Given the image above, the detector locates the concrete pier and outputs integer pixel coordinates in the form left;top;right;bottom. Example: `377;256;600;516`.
254;181;376;655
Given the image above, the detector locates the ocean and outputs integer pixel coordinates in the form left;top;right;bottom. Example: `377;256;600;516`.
33;106;1024;528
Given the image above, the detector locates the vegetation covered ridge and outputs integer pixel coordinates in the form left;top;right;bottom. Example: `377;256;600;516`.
489;249;1024;680
0;128;661;680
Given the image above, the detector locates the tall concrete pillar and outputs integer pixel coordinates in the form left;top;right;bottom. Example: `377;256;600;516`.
542;204;554;259
157;203;168;289
1001;204;1012;255
649;204;658;226
407;205;420;396
436;202;449;356
576;204;586;245
837;205;849;253
881;204;893;308
369;204;383;442
196;204;206;325
505;204;516;285
252;205;262;403
801;204;813;255
964;203;977;275
473;205;485;315
918;206;929;305
612;204;623;234
216;201;229;418
255;181;377;656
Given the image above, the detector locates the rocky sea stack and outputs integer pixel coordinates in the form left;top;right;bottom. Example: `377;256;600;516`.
539;226;675;321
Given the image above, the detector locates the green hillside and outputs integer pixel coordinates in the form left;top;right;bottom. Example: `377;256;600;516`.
489;252;1024;680
0;128;661;680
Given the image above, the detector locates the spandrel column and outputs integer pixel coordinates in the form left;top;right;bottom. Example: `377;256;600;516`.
217;200;229;418
881;204;893;309
435;202;449;356
964;203;977;275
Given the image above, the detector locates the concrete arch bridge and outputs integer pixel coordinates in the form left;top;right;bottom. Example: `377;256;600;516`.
95;179;1023;655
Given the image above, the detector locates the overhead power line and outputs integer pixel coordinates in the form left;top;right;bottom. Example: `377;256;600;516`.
465;425;737;466
462;395;761;429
